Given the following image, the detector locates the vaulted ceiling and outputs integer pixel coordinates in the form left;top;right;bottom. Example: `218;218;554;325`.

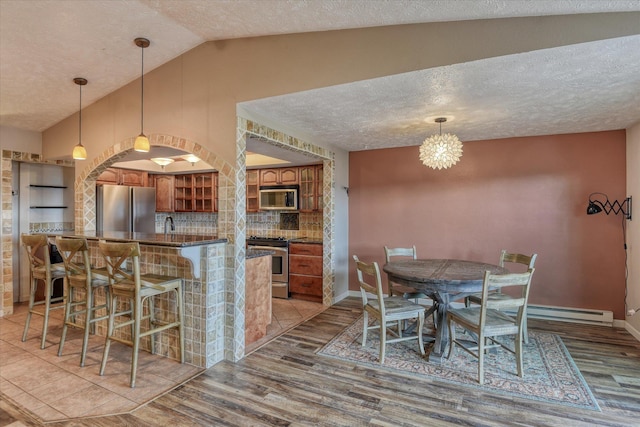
1;1;639;156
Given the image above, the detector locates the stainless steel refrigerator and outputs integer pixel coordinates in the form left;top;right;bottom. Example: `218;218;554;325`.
96;185;156;233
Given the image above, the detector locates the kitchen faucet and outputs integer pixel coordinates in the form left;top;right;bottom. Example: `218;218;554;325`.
164;216;175;235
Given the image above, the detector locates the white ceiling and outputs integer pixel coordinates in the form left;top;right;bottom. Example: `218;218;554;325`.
1;0;640;160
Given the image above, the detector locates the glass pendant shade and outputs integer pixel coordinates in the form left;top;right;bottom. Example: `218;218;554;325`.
150;157;174;167
134;134;150;152
72;144;87;160
183;154;200;165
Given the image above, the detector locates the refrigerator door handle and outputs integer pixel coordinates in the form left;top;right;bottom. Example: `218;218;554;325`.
129;188;135;233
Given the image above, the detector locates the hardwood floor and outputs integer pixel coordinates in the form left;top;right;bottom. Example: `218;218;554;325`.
2;297;639;426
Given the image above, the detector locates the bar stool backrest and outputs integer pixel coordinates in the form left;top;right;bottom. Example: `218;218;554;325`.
98;241;141;292
21;234;52;276
55;237;91;279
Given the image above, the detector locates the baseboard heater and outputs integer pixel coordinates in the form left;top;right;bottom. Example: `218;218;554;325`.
506;304;614;327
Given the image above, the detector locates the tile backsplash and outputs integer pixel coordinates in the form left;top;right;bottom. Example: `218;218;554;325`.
155;211;322;240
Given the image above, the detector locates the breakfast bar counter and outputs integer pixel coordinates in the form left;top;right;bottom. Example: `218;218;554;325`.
53;231;226;247
48;232;229;368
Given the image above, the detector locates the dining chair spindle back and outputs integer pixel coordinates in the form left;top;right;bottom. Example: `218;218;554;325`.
353;255;425;364
447;268;535;385
465;250;537;343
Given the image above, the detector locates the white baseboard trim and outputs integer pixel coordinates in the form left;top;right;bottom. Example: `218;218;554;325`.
344;291;629;329
625;321;640;341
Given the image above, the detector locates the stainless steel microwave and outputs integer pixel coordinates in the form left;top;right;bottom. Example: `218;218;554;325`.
259;185;299;210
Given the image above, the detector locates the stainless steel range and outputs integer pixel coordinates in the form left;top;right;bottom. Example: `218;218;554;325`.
246;236;289;298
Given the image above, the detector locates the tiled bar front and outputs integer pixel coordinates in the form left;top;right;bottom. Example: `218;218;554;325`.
81;239;227;368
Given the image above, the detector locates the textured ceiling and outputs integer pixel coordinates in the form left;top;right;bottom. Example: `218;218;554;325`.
242;35;640;150
1;0;640;159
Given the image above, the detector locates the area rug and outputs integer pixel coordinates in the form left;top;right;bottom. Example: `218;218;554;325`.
317;316;600;411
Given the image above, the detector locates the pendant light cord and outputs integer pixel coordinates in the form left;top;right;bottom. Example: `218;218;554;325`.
140;44;144;134
78;83;82;144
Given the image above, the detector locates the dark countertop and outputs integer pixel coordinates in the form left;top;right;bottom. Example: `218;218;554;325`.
49;232;227;248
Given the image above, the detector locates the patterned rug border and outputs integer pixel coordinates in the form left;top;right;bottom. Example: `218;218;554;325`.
317;315;601;412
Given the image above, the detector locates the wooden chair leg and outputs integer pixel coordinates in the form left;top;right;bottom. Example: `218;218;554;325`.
177;286;185;363
148;296;156;355
361;311;369;347
80;287;93;367
516;332;524;378
40;279;53;349
417;312;425;356
100;294;116;376
478;334;485;385
57;286;73;357
130;296;142;388
379;321;386;364
22;278;37;342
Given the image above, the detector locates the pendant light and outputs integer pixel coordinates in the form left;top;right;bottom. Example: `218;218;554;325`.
134;37;150;152
419;117;463;170
72;77;88;160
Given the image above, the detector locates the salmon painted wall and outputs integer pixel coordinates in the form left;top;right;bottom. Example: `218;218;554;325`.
349;131;627;319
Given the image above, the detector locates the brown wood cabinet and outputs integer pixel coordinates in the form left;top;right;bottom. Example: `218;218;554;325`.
173;172;218;212
96;168;148;186
174;174;193;212
246;169;259;212
289;242;323;302
260;167;298;186
299;164;323;212
153;175;175;212
193;172;217;212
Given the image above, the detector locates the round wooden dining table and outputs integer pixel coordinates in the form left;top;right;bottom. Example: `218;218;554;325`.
383;259;508;363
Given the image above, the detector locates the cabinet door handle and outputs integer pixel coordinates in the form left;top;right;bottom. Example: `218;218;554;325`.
302;283;311;287
299;264;310;268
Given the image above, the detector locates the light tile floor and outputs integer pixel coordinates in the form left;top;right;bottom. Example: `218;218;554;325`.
0;298;325;423
0;302;202;423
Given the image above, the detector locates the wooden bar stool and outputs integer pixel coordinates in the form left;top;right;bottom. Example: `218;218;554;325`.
98;240;184;388
55;236;111;366
21;234;66;349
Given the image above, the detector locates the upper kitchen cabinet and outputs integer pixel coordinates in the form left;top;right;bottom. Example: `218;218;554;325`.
193;172;217;212
174;174;193;212
153;174;175;212
96;168;148;187
246;169;259;212
174;172;218;213
299;164;323;212
260;167;298;186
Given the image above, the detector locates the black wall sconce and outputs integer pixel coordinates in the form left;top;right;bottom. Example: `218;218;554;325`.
586;193;632;221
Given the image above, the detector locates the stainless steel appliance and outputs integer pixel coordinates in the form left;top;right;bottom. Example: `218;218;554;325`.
247;236;289;298
96;184;156;233
259;185;298;211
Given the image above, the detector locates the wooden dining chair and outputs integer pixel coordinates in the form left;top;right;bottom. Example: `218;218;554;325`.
353;255;425;364
21;234;66;349
98;240;184;388
447;268;535;385
56;236;111;366
383;246;426;302
465;251;537;343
